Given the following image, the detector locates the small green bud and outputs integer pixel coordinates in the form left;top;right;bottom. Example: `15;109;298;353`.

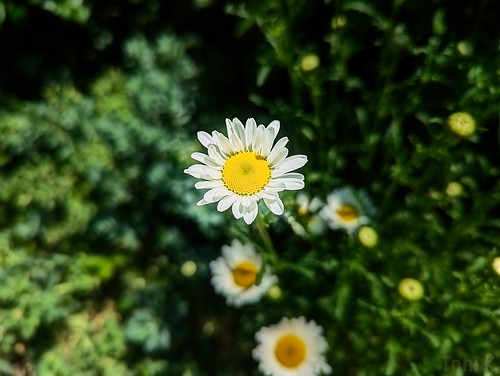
448;112;476;137
181;260;197;277
358;226;378;248
398;278;424;301
300;54;320;72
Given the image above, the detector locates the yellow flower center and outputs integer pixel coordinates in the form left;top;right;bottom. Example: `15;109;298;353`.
274;334;307;368
298;206;309;216
222;152;270;196
337;204;359;222
232;261;259;288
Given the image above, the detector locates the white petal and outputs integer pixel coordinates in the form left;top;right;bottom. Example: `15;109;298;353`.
251;124;266;154
283;172;304;179
272;155;308;176
267;120;280;138
267;137;289;164
273;172;304;181
217;194;238;212
232;198;245;219
191;152;220;168
245;118;257;150
184;164;209;179
261;134;271;157
195;180;223;189
213;132;234;156
191;152;208;163
197;131;214;148
243;203;258;224
204;187;229;203
264;197;284;215
265;180;286;190
241;196;252;207
229;133;244;152
277;178;305;190
259;189;280;200
207;145;226;165
203;166;222;179
232;118;246;146
225;118;234;138
262;120;280;156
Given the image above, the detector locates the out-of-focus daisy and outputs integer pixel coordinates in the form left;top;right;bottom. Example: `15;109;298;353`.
288;193;325;237
184;118;307;224
209;239;277;307
320;187;376;234
253;316;331;376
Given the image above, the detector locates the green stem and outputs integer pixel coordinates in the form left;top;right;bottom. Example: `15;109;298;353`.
254;212;278;264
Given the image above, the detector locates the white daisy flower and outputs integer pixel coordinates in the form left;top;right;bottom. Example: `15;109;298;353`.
209;239;277;307
253;316;331;376
184;118;307;224
320;187;376;234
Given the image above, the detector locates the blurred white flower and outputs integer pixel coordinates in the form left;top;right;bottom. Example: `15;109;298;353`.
184;118;307;224
253;316;331;376
288;193;326;237
209;239;277;307
320;187;376;234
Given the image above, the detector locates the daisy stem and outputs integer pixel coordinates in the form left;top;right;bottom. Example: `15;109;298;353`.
255;213;278;264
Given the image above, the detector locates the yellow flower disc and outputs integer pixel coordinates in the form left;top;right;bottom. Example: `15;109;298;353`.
274;334;307;368
222;152;270;196
232;261;259;288
298;205;309;216
337;204;359;222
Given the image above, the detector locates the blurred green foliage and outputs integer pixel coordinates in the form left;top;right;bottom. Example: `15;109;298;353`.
0;0;499;375
225;0;500;375
0;32;228;375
